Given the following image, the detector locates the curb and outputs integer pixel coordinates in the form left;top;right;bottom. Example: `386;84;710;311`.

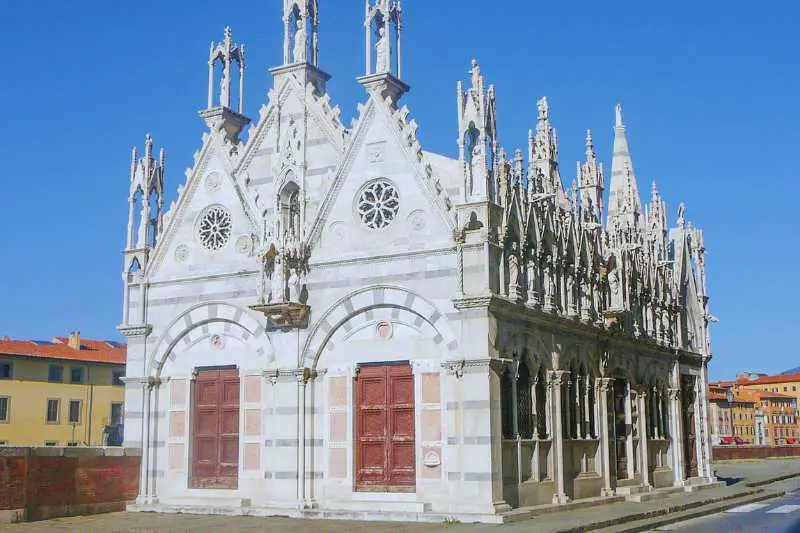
541;488;765;533
745;471;800;487
589;489;786;533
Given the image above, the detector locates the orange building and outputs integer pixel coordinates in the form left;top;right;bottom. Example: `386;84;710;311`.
708;385;757;445
753;390;798;446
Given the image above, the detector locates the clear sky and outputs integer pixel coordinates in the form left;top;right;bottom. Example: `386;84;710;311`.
1;1;797;381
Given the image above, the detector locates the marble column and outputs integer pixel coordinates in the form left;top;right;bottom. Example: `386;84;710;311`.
638;391;651;488
550;370;569;504
597;378;614;497
668;387;685;485
699;363;714;480
136;378;153;504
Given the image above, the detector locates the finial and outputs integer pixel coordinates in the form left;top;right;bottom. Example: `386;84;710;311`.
224;26;232;41
651;181;658;196
537;96;549;121
585;128;594;156
615;102;624;128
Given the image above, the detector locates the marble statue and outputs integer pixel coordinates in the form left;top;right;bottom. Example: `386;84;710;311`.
375;26;389;73
293;17;307;63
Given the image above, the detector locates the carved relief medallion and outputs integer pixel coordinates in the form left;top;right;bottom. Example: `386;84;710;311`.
174;244;190;263
367;142;386;163
204;171;222;194
210;334;225;350
235;235;254;256
407;209;427;231
328;221;347;247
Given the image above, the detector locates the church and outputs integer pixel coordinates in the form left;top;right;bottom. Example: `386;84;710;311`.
118;0;716;523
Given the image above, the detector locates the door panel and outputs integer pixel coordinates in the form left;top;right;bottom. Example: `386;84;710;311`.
355;363;416;492
190;367;240;489
681;375;698;478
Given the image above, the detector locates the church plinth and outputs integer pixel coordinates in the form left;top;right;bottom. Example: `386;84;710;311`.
250;301;310;329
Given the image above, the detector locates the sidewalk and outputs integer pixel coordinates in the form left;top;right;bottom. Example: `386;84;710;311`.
3;459;800;533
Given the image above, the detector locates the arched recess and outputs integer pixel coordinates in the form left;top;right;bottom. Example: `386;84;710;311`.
301;285;458;369
147;301;273;377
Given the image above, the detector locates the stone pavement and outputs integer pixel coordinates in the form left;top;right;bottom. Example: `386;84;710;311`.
3;459;800;533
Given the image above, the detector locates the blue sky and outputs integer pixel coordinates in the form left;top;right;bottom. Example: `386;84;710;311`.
0;1;796;380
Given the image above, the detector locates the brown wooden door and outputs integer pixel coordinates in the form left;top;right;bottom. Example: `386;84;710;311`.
612;379;628;480
681;375;698;478
190;366;240;489
355;362;415;492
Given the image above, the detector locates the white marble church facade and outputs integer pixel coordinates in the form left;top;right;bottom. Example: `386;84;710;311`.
119;0;716;523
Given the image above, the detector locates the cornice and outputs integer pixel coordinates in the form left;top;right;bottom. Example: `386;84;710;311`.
311;246;455;270
117;324;153;338
442;357;506;378
454;293;699;363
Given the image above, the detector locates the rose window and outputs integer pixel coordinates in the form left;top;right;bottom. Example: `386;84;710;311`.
198;205;232;251
357;180;400;229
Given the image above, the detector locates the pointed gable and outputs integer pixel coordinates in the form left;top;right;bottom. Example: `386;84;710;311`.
309;93;456;263
147;132;259;280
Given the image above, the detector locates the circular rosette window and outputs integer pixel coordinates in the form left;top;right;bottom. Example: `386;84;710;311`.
356;179;400;230
197;205;232;251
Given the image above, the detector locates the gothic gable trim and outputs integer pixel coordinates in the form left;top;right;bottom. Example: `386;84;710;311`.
146;132;259;279
307;94;456;247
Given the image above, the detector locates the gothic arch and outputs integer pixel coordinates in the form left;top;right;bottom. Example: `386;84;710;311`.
146;301;273;377
301;285;458;369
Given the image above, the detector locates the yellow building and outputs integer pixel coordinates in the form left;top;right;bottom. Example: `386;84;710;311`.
0;332;126;447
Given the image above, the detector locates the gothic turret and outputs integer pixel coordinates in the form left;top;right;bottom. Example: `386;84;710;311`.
357;0;408;104
120;134;165;328
271;1;330;95
607;104;644;246
199;27;250;145
577;129;604;226
457;59;498;203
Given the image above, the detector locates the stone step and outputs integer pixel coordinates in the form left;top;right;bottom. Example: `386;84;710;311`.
626;486;685;502
502;495;626;522
324;499;430;513
155;496;252;508
616;484;651;496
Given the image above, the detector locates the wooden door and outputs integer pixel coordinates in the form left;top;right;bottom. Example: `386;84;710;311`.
681;375;698;478
355;362;415;492
190;366;240;489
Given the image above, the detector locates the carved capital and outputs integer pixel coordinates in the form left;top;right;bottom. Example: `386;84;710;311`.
668;387;681;401
548;370;569;388
597;377;615;392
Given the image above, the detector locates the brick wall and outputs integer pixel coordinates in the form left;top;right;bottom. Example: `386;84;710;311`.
713;445;800;461
0;447;140;523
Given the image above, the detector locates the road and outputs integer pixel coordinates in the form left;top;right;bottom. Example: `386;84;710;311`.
651;478;800;533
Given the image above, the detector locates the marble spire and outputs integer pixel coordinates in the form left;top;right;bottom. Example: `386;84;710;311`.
607;103;644;241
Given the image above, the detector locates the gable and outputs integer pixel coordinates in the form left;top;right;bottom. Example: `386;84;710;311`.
309;96;457;264
236;75;344;242
148;136;259;281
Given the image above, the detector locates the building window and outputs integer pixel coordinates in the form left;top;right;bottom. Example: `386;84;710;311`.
0;441;8;446
110;402;124;425
68;400;81;424
0;397;8;422
67;442;78;447
44;441;58;447
48;365;63;383
70;367;84;384
46;399;60;423
0;362;11;379
112;370;124;386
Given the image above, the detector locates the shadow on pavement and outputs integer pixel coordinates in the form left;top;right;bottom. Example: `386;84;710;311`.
715;474;744;486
